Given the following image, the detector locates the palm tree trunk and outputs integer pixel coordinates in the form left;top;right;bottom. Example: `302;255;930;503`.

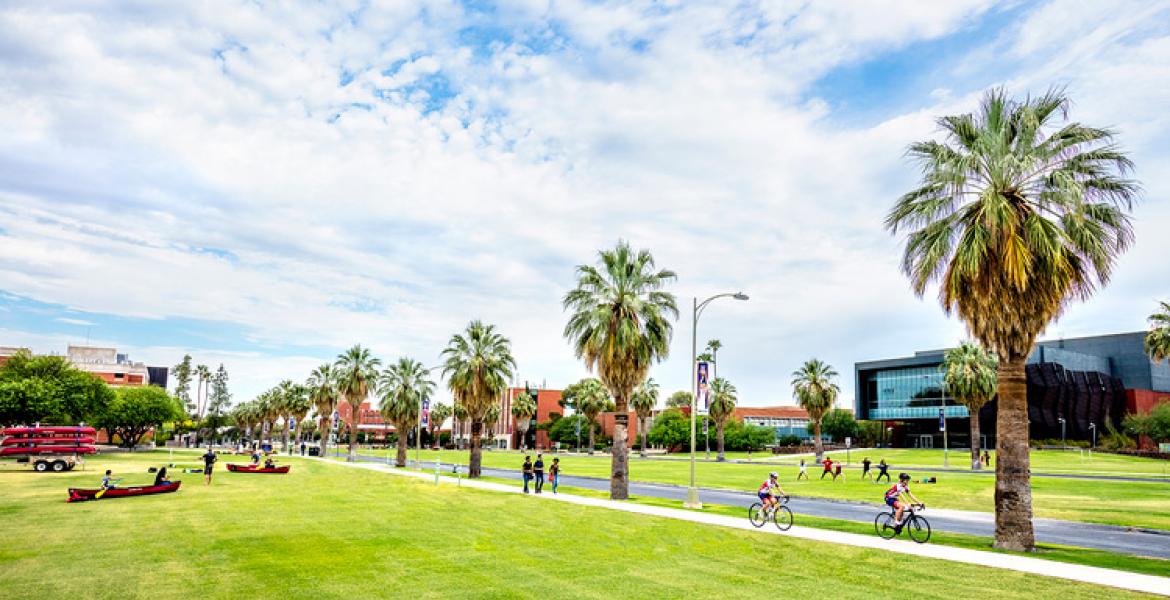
347;422;358;463
282;419;291;454
716;421;726;461
319;417;331;456
611;405;630;500
469;420;483;477
813;420;824;460
396;430;408;467
994;355;1035;552
969;410;982;471
639;417;648;458
587;419;596;456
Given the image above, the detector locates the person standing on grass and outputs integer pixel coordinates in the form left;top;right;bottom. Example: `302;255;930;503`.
202;446;217;485
522;455;534;494
300;441;307;456
875;459;890;483
533;454;545;494
820;456;834;480
549;458;561;493
982;450;991;467
834;462;844;482
797;459;808;480
861;457;873;482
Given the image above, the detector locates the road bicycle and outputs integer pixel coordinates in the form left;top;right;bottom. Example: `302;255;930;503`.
748;495;793;531
874;503;930;543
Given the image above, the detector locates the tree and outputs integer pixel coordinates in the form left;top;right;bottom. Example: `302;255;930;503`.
429;402;451;448
548;414;599;448
792;359;839;460
307;363;338;456
203;364;232;444
696;352;713;363
815;408;860;443
0;351;114;426
646;409;691;452
441;320;515;477
942;342;999;470
483;402;502;445
173;354;193;415
630;377;659;457
564;378;613;454
708;377;737;461
665;390;692;410
282;381;311;453
1124;402;1170;444
510;390;537;450
886;88;1138;551
452;401;468;446
93;386;184;449
1146;301;1170;362
563;240;678;499
706;339;723;364
194;364;211;419
334;345;381;462
378;357;434;467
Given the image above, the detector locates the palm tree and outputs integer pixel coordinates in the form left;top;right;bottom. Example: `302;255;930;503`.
452;401;468;447
483;402;502;445
1146;301;1170;362
334;345;382;462
665;390;692;410
706;339;723;364
441;320;516;478
886;88;1138;551
708;377;738;462
378;357;434;467
630;378;659;457
195;364;212;419
429;402;451;448
510;391;537;450
792;359;839;461
567;378;613;455
282;382;311;454
307;363;338;456
563;240;678;500
942;342;999;471
275;380;300;453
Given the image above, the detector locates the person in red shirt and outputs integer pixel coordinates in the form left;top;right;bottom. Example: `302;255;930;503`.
820;457;834;480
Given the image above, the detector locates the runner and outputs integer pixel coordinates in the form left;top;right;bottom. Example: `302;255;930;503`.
202;446;218;485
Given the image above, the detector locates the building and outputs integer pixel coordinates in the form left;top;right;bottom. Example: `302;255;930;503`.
506;387;563;450
0;345;167;388
678;405;818;441
0;346;29;368
855;332;1170;448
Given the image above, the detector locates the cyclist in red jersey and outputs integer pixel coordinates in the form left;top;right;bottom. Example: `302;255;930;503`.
884;473;924;530
757;472;788;511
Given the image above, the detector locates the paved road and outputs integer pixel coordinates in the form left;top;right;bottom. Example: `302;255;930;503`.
357;455;1170;559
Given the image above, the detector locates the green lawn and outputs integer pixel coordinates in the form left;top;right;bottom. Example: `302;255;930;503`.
0;451;1153;599
387;449;1170;531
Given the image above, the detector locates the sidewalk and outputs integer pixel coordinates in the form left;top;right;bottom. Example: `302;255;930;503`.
310;456;1169;596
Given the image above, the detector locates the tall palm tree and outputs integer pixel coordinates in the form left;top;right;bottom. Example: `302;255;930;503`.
483;402;502;445
1146;301;1170;362
886;88;1138;551
282;382;312;454
378;357;435;467
942;342;999;471
452;401;468;447
563;240;678;500
334;345;382;462
429;402;451;448
665;390;692;410
510;391;537;450
792;359;839;461
441;320;516;477
275;380;300;453
567;378;613;455
708;377;738;462
706;339;723;364
307;363;338;456
195;364;212;419
630;377;659;457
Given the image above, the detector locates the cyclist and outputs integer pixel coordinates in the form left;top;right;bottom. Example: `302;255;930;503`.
884;473;924;532
758;472;789;512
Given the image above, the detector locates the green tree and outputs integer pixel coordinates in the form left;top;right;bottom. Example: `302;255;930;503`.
307;363;338;455
814;408;860;443
441;320;515;477
378;357;434;467
548;414;600;448
708;377;737;461
886;88;1138;551
194;364;211;419
646;409;694;452
93;386;184;449
665;390;692;410
334;345;381;462
172;354;193;415
1125;402;1170;444
282;381;311;453
0;351;113;426
429;402;451;448
792;359;839;460
203;364;232;444
942;342;999;470
706;339;723;363
564;378;613;454
563;240;678;499
1145;301;1170;362
511;390;537;450
630;377;659;457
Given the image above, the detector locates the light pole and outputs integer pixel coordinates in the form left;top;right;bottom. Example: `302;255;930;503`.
1058;417;1066;447
416;363;445;470
686;291;749;509
1089;422;1097;450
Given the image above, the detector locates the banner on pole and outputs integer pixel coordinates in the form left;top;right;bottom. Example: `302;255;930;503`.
696;360;712;413
938;408;946;432
288;417;296;431
421;410;429;428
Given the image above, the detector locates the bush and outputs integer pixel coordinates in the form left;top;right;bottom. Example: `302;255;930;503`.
548;414;600;448
1100;422;1136;451
647;409;693;452
1125;402;1170;443
776;434;803;447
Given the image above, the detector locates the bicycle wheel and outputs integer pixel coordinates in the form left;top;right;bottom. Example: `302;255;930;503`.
874;512;897;539
907;515;931;544
748;503;767;527
773;506;794;531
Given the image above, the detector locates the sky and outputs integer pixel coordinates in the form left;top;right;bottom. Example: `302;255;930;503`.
1;0;1168;410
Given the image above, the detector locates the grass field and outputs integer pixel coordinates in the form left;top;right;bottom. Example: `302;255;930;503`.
0;451;1154;599
366;448;1170;531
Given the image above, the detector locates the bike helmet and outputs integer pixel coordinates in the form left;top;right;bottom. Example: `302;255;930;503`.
769;472;778;478
898;472;910;481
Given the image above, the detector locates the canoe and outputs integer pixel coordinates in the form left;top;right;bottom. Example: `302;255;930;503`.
0;446;97;456
2;437;96;446
67;481;181;502
2;426;96;435
226;463;290;473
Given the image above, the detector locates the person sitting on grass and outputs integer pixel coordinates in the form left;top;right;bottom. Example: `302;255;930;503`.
264;457;276;469
757;472;788;512
153;467;171;486
884;473;924;533
100;469;117;490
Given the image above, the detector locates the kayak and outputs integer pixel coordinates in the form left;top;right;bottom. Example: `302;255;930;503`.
226;463;290;473
67;481;181;502
2;426;96;435
2;437;96;446
0;446;97;456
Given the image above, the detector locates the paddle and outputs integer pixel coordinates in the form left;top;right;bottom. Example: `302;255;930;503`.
94;478;124;499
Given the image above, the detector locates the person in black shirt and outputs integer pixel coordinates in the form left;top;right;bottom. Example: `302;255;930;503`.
153;466;171;487
202;447;217;485
533;454;545;494
875;459;890;483
861;457;873;482
549;458;561;494
521;456;534;494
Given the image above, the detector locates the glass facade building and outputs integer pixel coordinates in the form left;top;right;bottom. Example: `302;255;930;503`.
865;366;969;420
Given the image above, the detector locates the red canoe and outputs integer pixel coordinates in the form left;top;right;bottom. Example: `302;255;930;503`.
2;426;97;435
2;437;96;446
67;481;181;502
0;446;97;456
226;463;290;473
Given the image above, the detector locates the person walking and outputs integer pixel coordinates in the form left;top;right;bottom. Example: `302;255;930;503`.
820;457;834;480
861;457;873;482
522;455;534;494
875;459;890;483
983;450;992;468
797;459;808;480
534;454;546;494
201;446;218;485
549;457;560;494
300;441;307;456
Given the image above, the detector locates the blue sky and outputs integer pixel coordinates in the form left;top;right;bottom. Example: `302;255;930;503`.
1;0;1168;406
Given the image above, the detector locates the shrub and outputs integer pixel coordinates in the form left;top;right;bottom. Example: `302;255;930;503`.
776;434;803;447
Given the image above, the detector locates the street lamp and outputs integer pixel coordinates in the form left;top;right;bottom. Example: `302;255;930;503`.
1089;422;1097;450
686;291;749;509
1058;417;1066;447
416;363;446;470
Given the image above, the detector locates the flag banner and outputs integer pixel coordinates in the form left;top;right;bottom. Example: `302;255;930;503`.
938;408;946;432
288;417;296;431
262;421;270;434
696;361;712;413
422;399;430;411
421;409;429;427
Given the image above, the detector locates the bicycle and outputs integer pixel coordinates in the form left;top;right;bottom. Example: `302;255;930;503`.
874;503;930;543
748;495;793;531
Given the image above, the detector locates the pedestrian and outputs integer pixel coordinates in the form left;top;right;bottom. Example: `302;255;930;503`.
549;458;560;493
797;459;808;480
861;457;873;482
202;446;217;485
300;441;307;456
522;455;534;494
534;453;545;494
876;459;890;483
834;462;844;482
820;457;834;480
983;451;992;468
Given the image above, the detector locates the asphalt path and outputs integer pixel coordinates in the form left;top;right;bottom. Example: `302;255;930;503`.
354;455;1170;559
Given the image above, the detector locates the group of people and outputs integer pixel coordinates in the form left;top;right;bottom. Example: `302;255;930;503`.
521;454;560;494
757;467;925;533
795;456;893;482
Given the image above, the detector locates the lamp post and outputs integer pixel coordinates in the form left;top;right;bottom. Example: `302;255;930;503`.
686;291;749;509
1058;417;1066;447
1089;422;1097;449
416;363;445;470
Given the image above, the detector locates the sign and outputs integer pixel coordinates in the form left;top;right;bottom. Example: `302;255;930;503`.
1160;443;1170;453
696;361;712;413
288;417;296;431
845;437;851;449
332;410;340;430
938;408;946;432
575;417;581;436
702;417;708;435
421;410;429;428
262;421;270;434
